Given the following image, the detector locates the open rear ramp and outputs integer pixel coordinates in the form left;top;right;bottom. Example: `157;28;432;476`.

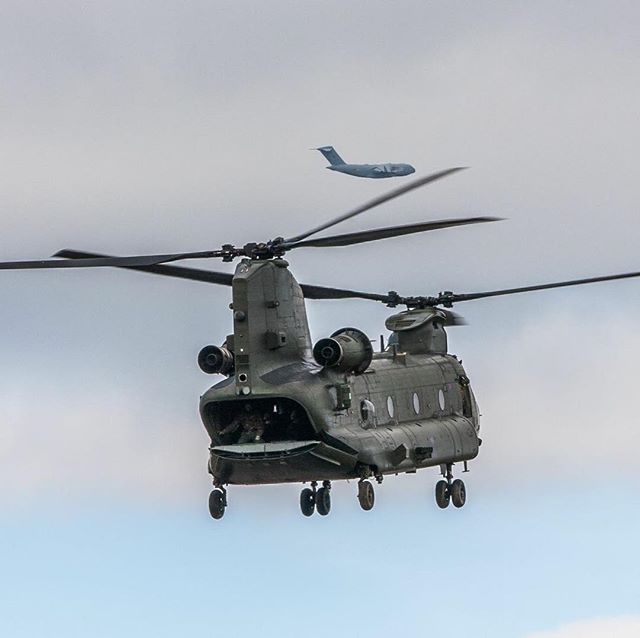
210;440;358;485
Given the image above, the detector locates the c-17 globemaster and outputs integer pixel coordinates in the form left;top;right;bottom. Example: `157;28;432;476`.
315;145;415;178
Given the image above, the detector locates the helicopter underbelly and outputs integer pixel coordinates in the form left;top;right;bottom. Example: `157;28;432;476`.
207;415;479;485
334;415;480;476
209;440;359;485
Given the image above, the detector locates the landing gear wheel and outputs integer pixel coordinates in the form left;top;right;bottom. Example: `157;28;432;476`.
435;480;450;509
357;480;375;511
208;489;226;520
451;479;466;508
316;486;331;516
300;487;315;517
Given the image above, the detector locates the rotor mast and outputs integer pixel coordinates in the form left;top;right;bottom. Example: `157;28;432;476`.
231;258;313;394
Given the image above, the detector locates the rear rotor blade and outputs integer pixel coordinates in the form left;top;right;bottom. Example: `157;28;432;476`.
286;216;500;249
298;268;640;308
284;167;466;244
440;270;640;305
442;309;467;325
296;283;389;301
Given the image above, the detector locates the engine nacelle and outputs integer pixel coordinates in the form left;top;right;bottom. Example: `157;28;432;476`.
198;345;235;376
313;327;373;374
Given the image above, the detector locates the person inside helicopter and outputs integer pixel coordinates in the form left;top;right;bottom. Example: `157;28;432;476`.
214;398;316;444
219;403;265;443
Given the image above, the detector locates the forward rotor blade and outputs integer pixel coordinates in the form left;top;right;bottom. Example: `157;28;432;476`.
284;167;466;244
55;249;389;301
54;249;234;285
286;216;500;249
0;249;223;270
443;270;640;304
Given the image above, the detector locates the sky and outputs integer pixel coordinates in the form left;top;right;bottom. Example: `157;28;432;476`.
1;1;640;636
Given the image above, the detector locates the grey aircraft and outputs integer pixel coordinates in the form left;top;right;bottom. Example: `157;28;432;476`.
315;145;415;178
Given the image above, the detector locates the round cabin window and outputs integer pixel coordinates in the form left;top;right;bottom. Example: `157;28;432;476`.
387;396;395;419
438;388;446;411
412;392;420;414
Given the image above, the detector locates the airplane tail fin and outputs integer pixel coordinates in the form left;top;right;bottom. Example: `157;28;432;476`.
316;146;345;166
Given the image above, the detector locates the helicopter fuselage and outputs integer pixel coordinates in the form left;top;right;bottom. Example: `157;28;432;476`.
202;352;480;485
198;258;480;486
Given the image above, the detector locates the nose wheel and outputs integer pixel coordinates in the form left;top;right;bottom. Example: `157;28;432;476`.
435;464;467;509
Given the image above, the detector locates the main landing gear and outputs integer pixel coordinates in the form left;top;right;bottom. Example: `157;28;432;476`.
355;467;382;512
300;472;382;516
357;480;375;511
299;481;332;517
209;484;228;520
435;463;466;509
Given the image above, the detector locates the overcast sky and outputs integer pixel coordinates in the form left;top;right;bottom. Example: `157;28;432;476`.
1;2;640;637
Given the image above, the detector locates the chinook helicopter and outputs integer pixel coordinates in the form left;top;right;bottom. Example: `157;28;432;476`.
3;168;640;520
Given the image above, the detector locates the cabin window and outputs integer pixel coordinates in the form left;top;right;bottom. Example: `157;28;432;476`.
412;392;420;415
360;399;375;427
387;396;395;419
360;399;375;420
438;388;446;411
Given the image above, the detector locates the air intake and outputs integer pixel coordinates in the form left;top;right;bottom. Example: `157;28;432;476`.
313;327;373;374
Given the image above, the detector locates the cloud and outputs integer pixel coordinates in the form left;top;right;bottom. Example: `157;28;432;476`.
465;302;640;481
525;616;640;638
0;379;210;507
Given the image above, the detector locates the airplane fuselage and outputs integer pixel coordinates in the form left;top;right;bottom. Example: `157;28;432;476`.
327;163;415;178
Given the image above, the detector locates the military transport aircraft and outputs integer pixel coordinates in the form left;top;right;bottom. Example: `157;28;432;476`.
315;145;415;178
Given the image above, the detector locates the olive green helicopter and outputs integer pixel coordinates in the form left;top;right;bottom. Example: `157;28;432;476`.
3;168;640;520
